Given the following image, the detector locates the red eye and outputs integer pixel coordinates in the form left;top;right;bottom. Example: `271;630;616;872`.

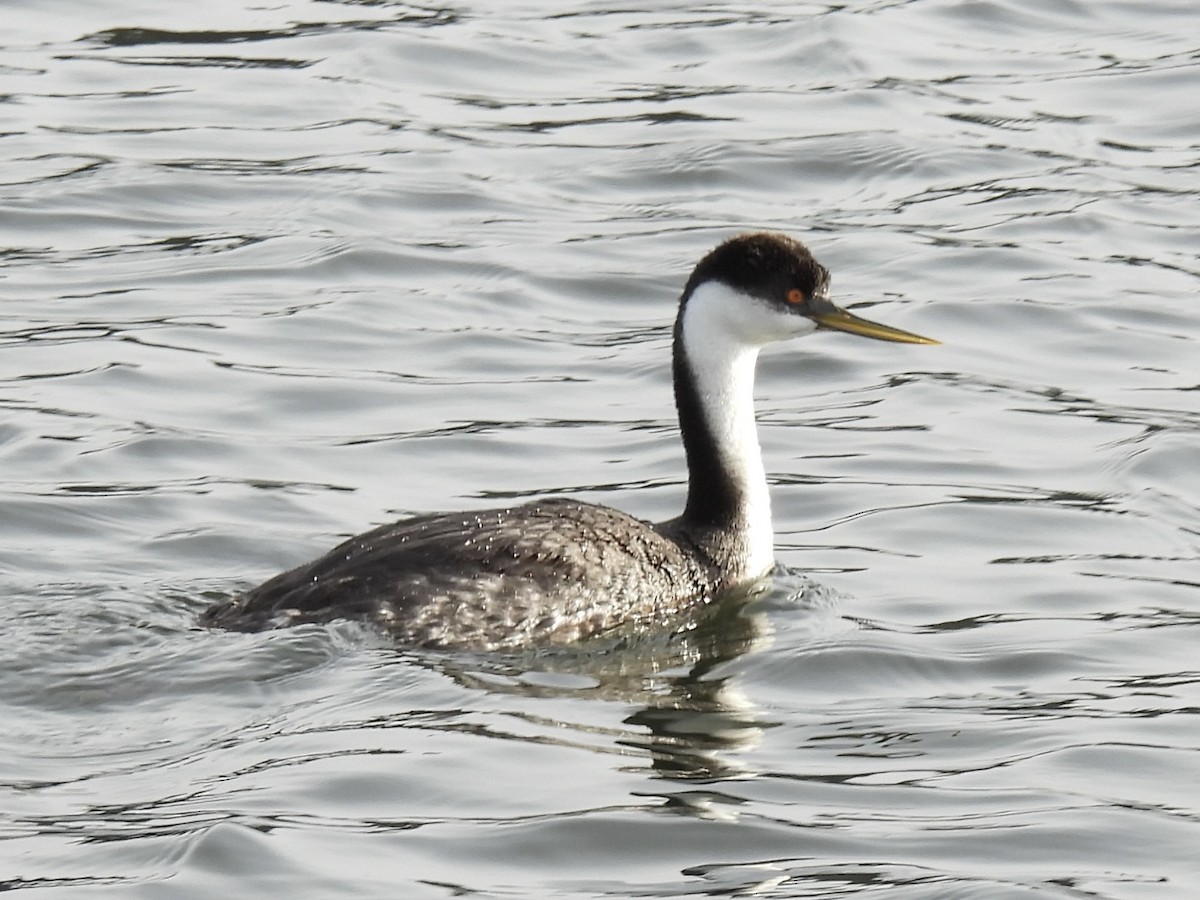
786;289;805;305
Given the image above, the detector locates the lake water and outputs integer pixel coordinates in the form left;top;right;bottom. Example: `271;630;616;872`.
2;0;1198;896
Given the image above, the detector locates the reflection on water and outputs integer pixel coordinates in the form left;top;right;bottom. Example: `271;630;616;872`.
408;573;797;787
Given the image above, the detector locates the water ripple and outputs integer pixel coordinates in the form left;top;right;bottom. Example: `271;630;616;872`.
2;0;1198;895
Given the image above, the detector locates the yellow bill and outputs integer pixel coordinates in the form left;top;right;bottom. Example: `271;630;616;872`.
811;308;939;345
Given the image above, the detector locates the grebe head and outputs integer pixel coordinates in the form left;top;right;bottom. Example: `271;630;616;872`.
681;232;939;348
671;232;937;571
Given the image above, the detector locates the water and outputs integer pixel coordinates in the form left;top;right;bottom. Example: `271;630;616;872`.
2;0;1197;896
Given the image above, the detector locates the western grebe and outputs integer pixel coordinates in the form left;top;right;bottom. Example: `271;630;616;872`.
202;232;936;649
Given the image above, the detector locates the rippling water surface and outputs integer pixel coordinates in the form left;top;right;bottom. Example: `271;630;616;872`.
2;0;1198;896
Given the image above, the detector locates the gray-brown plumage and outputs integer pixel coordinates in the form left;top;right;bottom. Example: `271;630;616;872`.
202;499;740;650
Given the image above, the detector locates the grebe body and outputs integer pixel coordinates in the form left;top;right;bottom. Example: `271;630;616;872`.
201;233;936;649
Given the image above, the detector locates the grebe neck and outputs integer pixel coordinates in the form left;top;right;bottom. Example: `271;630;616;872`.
672;281;774;578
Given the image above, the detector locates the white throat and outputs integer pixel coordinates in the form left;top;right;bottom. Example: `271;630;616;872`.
678;281;786;578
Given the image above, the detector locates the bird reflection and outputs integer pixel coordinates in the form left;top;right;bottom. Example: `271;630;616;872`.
413;571;829;791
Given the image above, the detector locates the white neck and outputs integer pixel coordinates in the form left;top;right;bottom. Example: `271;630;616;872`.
678;282;779;578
